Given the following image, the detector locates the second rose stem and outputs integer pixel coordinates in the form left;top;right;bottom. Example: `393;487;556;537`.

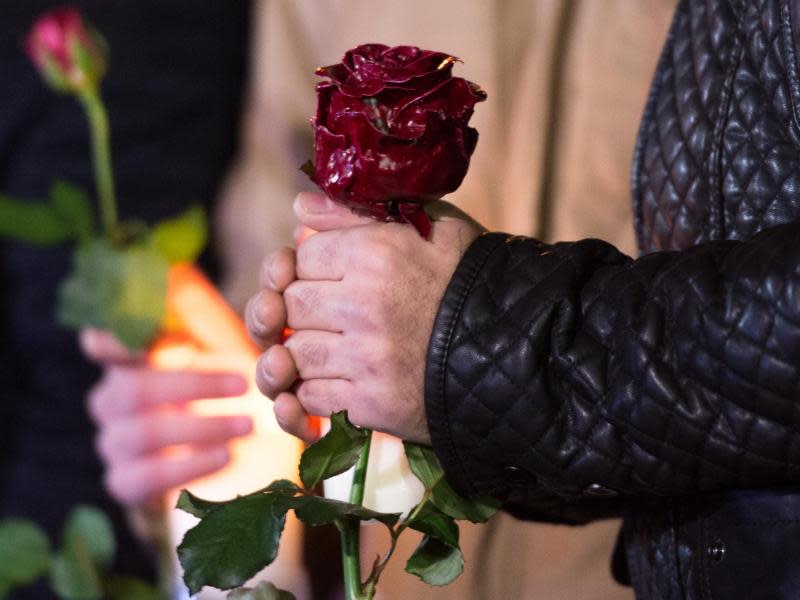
78;89;118;237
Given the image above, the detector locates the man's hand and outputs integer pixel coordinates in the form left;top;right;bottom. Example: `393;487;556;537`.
81;329;251;507
249;192;482;445
246;244;318;444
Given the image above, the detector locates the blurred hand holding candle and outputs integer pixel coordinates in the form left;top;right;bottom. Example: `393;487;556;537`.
150;263;307;599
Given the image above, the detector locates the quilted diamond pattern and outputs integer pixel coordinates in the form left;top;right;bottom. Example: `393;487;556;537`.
428;228;800;502
426;0;800;597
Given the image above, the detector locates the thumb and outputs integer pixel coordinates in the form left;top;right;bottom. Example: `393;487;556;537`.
293;192;373;232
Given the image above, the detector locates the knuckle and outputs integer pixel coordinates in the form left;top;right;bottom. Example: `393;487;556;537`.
86;383;108;424
104;467;138;505
248;290;284;339
94;430;113;463
287;336;329;373
298;380;343;416
283;284;303;318
285;284;319;324
121;372;146;411
296;239;319;271
273;399;295;434
244;294;263;333
255;354;278;398
258;253;275;287
365;239;395;271
272;247;297;286
102;423;137;460
296;381;320;414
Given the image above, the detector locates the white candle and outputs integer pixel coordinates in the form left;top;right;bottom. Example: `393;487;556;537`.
322;429;425;518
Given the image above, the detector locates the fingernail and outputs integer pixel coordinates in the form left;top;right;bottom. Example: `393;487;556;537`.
301;193;331;214
230;417;253;436
261;352;276;385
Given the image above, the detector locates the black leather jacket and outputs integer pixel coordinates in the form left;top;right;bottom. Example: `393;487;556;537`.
425;1;800;598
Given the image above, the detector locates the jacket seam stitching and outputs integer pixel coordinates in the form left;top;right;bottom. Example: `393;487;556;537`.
708;31;742;241
434;233;509;495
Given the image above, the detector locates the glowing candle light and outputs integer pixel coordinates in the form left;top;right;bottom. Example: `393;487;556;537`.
150;264;308;599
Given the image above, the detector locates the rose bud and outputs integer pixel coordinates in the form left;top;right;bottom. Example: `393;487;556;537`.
25;8;108;95
306;44;486;238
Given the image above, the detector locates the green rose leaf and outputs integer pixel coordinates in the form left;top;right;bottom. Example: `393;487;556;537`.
177;480;299;519
176;490;228;519
106;244;168;348
285;495;401;528
50;548;102;600
299;160;315;179
50;505;116;600
299;411;370;490
0;519;51;589
403;443;442;488
178;492;293;595
227;581;296;600
430;479;500;524
150;205;208;264
58;239;168;350
404;442;500;523
105;576;164;600
63;506;115;569
405;536;464;586
265;479;301;494
50;181;94;243
405;502;459;548
58;239;116;330
0;183;94;246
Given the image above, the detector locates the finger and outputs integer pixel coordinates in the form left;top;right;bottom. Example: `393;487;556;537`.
293;192;373;232
104;445;230;507
295;228;350;280
245;288;287;348
255;344;297;399
96;414;252;463
295;378;355;419
284;280;350;332
88;368;247;425
273;392;319;444
284;330;348;380
258;246;296;292
80;328;145;365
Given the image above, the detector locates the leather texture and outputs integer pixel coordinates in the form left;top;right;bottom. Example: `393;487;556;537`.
425;1;800;598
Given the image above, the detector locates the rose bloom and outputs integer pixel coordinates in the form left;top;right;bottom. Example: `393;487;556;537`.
309;44;486;237
25;7;108;94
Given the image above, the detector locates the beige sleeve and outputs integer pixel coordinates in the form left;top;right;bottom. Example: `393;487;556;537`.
215;0;319;310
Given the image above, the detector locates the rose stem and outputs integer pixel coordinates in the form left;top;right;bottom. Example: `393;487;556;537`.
78;90;118;237
341;430;373;600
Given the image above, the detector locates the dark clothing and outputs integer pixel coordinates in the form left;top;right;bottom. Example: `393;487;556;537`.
426;0;800;598
0;2;249;596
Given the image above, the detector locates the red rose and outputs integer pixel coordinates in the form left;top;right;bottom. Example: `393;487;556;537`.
308;44;486;237
25;7;108;94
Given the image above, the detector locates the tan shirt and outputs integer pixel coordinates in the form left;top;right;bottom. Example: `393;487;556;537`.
218;1;676;598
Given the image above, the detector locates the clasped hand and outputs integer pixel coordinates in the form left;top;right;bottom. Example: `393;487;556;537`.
246;192;482;447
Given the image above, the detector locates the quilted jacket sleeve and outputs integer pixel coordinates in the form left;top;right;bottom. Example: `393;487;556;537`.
425;225;800;523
